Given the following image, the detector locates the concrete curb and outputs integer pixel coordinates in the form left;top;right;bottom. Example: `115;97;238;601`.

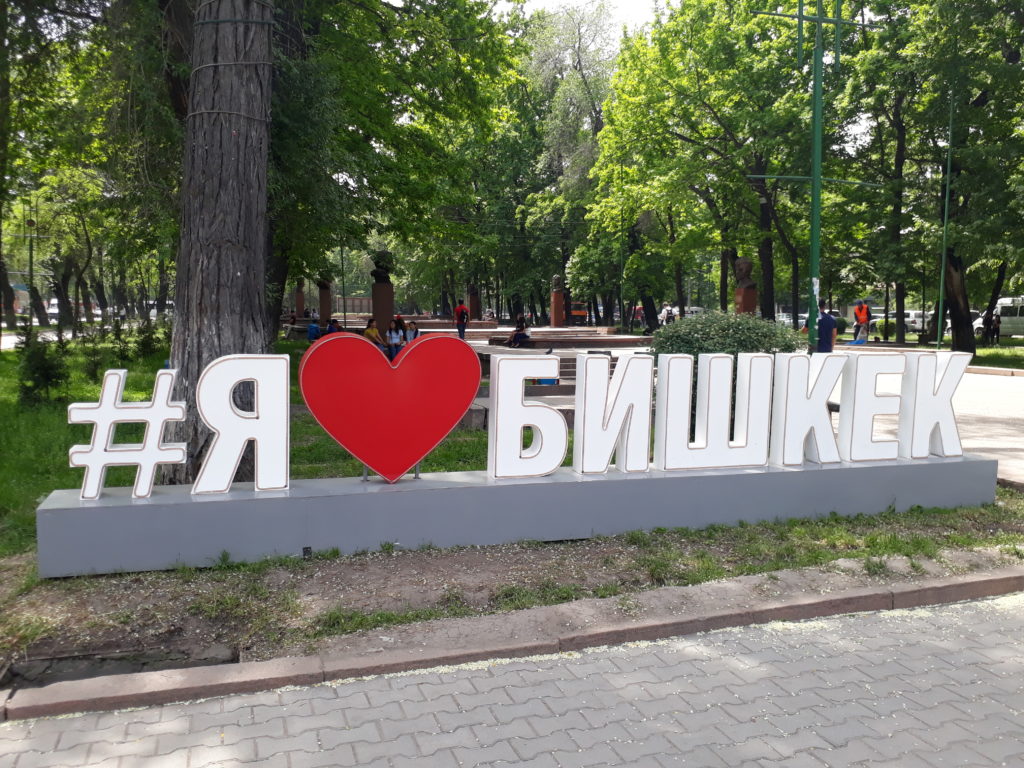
966;364;1024;377
5;566;1024;721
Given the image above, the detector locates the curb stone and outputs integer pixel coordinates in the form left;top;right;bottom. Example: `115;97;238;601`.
4;565;1024;721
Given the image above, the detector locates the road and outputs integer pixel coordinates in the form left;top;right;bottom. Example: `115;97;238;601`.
2;594;1023;767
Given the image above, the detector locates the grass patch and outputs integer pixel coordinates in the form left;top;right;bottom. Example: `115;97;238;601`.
490;581;588;611
610;492;1024;588
864;557;889;576
312;590;476;637
972;344;1024;370
0;615;53;654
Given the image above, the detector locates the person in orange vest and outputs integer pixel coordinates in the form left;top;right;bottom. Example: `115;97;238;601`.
853;300;871;342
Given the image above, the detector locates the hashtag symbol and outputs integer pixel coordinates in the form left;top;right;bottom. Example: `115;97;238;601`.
68;369;187;500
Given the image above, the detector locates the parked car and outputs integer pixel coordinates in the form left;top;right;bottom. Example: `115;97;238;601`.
973;299;1024;337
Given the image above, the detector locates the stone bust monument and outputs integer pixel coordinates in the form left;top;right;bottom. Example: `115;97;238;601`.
370;250;394;284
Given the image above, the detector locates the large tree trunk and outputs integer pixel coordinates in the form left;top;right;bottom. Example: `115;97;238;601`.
167;0;274;484
890;95;908;344
156;253;170;316
264;238;289;342
52;245;75;328
0;0;18;331
895;282;906;343
640;294;658;334
29;286;48;327
756;198;775;320
942;247;976;354
719;248;730;311
0;250;17;329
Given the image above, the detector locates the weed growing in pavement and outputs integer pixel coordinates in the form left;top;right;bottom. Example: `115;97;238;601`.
490;581;588;611
864;557;889;576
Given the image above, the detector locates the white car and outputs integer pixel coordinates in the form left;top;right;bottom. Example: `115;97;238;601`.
973;299;1024;337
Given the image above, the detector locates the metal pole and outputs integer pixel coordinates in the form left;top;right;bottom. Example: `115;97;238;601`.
339;242;347;330
936;89;955;350
807;0;825;351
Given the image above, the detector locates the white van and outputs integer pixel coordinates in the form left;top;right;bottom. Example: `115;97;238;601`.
974;298;1024;337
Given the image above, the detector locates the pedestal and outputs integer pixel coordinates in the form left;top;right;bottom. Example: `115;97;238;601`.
550;291;565;327
37;456;997;577
468;286;481;321
735;286;758;315
372;282;395;332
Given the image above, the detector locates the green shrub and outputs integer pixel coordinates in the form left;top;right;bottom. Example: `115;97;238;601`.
111;318;133;365
135;319;158;358
17;329;68;404
649;311;804;358
835;316;848;334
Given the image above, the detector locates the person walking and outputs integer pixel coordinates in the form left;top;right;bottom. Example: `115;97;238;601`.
853;300;870;342
993;313;1002;345
815;300;837;353
453;299;470;340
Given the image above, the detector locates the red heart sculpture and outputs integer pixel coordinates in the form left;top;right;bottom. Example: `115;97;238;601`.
299;332;481;483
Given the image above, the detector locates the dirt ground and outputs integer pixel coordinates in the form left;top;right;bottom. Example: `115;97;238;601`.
1;531;1018;691
0;537;638;687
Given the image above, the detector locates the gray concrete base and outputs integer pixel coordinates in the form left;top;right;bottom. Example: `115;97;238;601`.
37;456;997;577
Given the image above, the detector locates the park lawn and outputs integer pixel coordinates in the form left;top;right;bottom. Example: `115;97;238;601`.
971;341;1024;370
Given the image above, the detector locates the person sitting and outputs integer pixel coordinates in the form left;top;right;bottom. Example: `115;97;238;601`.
306;320;321;342
385;319;404;360
405;320;420;343
324;319;342;335
507;314;530;348
363;318;385;351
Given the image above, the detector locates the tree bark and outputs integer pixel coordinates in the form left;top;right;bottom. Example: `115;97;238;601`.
0;251;17;329
640;294;658;333
52;245;75;328
0;0;18;331
29;285;48;327
156;254;170;316
890;93;908;344
942;246;976;354
756;197;775;320
167;0;274;484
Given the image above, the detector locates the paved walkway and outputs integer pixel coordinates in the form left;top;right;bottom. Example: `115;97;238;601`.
3;594;1023;767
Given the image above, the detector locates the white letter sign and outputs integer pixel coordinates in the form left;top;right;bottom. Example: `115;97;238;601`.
837;353;905;462
192;354;291;494
654;353;773;470
487;355;569;479
898;351;970;458
573;353;654;474
769;353;845;466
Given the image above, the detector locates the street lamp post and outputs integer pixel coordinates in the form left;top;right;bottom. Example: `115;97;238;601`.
750;0;879;349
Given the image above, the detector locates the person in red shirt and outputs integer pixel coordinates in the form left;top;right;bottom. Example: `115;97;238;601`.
452;299;470;340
